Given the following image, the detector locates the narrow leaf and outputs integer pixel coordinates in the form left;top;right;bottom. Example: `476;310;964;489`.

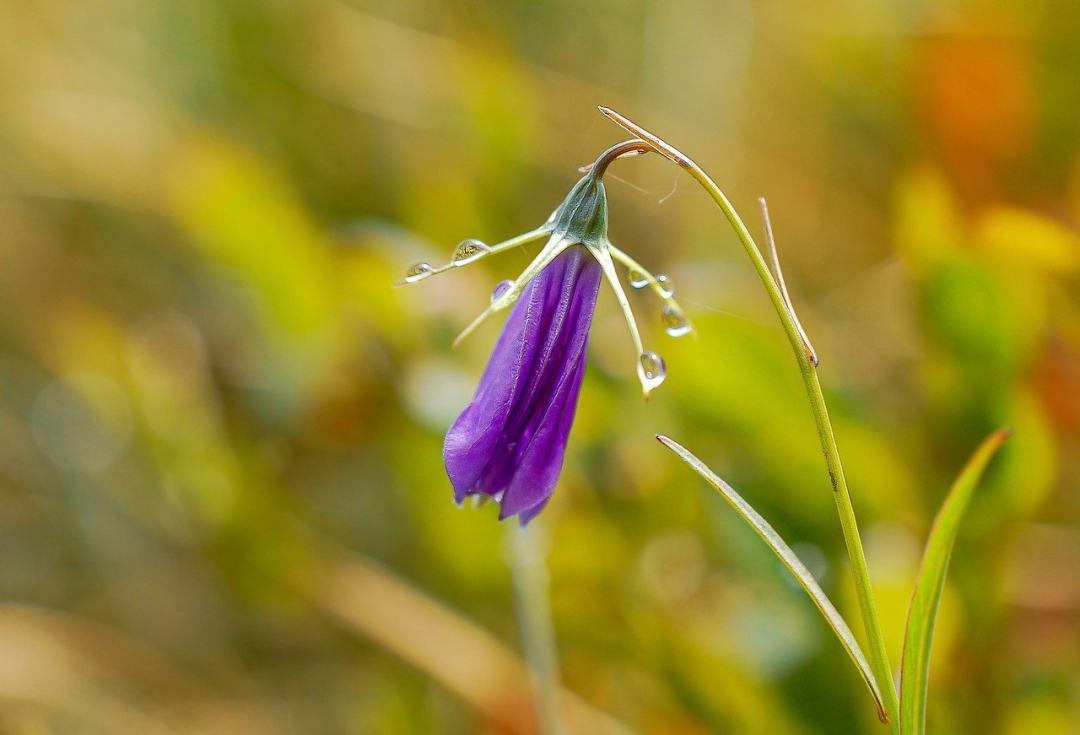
899;429;1010;735
658;435;887;721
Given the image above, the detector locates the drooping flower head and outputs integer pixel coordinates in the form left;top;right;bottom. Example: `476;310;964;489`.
399;141;691;522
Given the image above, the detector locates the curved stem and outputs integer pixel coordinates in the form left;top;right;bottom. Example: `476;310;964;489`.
599;106;899;729
586;139;652;178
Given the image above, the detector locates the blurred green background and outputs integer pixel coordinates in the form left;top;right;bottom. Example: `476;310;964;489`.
1;1;1079;733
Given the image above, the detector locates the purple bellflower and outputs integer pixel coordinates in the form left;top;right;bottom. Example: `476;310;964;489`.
400;142;692;522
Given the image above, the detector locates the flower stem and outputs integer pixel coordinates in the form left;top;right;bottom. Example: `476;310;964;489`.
698;170;899;730
587;139;652;178
598;106;900;729
507;522;565;735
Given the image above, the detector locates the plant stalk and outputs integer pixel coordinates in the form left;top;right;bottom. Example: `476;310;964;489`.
507;522;565;735
597;106;900;729
700;169;899;729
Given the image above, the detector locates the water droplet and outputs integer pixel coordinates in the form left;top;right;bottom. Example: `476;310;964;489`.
655;274;674;298
661;304;691;337
629;270;649;289
403;262;434;283
452;238;490;266
637;351;667;393
491;279;513;303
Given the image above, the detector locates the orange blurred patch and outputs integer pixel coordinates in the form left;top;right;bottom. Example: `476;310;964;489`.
1034;339;1080;432
913;33;1034;207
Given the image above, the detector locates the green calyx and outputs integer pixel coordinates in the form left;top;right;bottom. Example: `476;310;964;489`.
551;174;608;247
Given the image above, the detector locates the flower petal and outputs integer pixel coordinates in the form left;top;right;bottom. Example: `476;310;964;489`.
443;246;601;522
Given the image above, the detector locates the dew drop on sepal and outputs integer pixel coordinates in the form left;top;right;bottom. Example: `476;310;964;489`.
491;279;513;303
452;239;491;266
638;351;667;392
661;304;691;337
654;274;674;298
629;270;649;289
403;262;434;283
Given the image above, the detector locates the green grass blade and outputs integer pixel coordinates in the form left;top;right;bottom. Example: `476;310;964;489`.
658;435;888;722
899;429;1010;735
